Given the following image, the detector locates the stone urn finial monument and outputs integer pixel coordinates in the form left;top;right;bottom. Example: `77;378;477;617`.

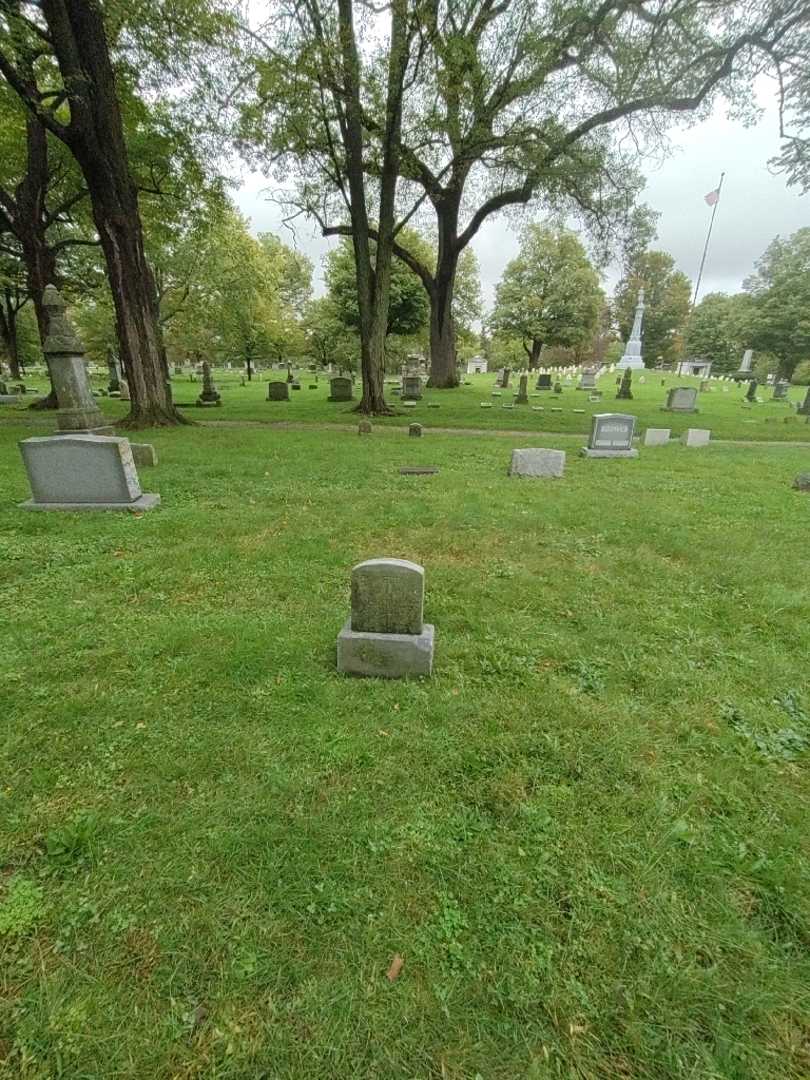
43;285;112;435
617;288;645;371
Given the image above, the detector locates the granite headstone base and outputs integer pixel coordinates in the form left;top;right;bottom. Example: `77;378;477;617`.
337;618;434;678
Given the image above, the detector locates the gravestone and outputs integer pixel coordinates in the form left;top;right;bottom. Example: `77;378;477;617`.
106;346;122;394
772;380;789;400
508;448;565;478
196;361;221;406
129;442;158;468
358;419;372;435
792;474;810;492
581;413;638;458
553;381;562;395
42;286;112;435
616;368;633;400
18;434;159;512
337;558;434;678
328;376;354;402
401;375;423;401
797;387;810;416
577;369;596;391
267;381;289;401
119;379;130;402
735;348;754;380
515;373;529;404
681;428;711;447
409;422;422;437
644;427;670;447
663;386;698;413
536;373;552;390
746;379;758;402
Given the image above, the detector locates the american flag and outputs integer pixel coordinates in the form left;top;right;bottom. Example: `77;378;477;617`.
704;188;720;206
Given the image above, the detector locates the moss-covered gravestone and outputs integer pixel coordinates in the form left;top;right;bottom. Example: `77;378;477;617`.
197;361;221;406
43;286;112;435
337;559;434;678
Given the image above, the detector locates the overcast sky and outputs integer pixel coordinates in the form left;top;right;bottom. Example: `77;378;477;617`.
232;77;808;312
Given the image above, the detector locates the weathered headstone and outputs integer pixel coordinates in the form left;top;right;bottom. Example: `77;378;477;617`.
616;367;633;400
681;428;711;447
577;369;596;391
662;386;698;413
119;379;130;402
129;442;158;468
197;361;221;406
792;474;810;492
581;413;638;458
553;381;562;395
267;381;290;401
746;379;758;402
18;434;159;512
336;558;434;678
402;375;423;401
515;373;529;404
644;427;670;447
358;419;372;435
508;448;565;478
106;346;122;394
772;380;789;400
797;387;810;416
328;376;354;402
42;286;112;435
409;422;422;437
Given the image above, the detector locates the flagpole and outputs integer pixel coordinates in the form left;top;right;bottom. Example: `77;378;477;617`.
691;171;725;310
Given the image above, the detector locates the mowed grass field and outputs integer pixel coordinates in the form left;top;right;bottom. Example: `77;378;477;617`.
4;367;810;442
2;419;810;1078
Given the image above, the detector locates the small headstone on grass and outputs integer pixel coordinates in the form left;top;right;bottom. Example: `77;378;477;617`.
399;466;438;475
550;407;563;413
531;406;545;412
18;434;160;512
681;428;711;447
358;419;372;435
553;382;562;394
515;374;529;404
480;402;493;408
409;423;422;437
267;381;289;401
581;413;638;458
644;428;671;447
792;474;810;492
491;391;502;397
572;408;585;414
337;558;435;678
662;386;698;413
402;401;417;409
508;448;565;478
129;442;158;467
328;376;353;402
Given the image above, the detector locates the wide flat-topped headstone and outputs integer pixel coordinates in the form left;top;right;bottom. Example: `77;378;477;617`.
536;373;552;390
644;427;670;447
328;376;353;402
663;386;698;412
578;370;596;390
338;557;434;678
351;558;423;635
581;413;638;458
18;434;159;512
681;428;711;447
267;381;289;401
508;448;565;478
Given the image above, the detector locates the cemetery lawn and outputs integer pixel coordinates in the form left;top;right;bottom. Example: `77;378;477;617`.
3;419;810;1078
8;369;810;442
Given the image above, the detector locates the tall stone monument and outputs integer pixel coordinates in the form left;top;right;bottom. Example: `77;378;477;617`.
734;349;754;380
43;285;112;435
617;289;645;371
196;361;221;407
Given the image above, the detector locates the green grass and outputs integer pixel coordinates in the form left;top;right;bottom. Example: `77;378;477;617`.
2;420;810;1077
5;367;810;442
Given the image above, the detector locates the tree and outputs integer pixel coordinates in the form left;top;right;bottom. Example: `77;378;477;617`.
743;228;810;380
275;0;810;387
490;223;603;368
615;251;691;368
0;0;239;425
325;234;429;340
684;292;757;373
252;0;419;413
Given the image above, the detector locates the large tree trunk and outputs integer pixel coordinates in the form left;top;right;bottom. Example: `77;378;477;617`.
529;339;543;369
0;291;22;380
39;0;186;427
427;202;460;388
